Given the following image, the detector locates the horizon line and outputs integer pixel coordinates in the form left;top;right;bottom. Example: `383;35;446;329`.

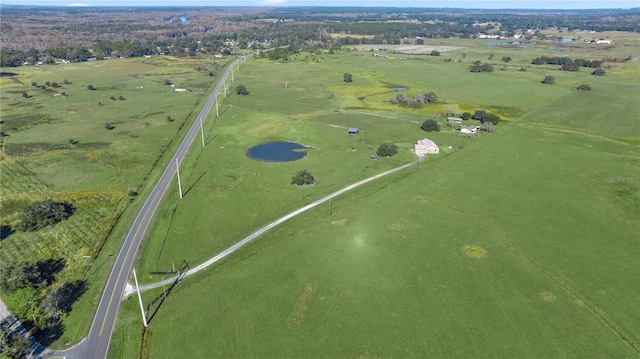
1;4;639;9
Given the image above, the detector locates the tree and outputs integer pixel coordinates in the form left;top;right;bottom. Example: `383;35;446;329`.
377;142;398;157
31;81;38;87
502;56;512;62
163;79;172;85
0;326;31;359
22;92;29;98
421;119;440;132
472;110;487;121
480;121;495;132
87;84;96;90
291;170;315;186
105;123;115;130
461;112;472;121
235;84;249;95
343;73;353;83
576;84;591;90
483;113;500;125
8;286;46;328
541;76;556;84
430;50;440;56
424;92;438;104
17;200;73;232
592;68;606;76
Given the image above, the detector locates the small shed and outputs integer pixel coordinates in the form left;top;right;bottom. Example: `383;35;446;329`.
348;128;359;134
447;117;463;124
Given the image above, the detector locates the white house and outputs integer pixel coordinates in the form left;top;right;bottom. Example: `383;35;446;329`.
414;138;439;157
460;125;478;134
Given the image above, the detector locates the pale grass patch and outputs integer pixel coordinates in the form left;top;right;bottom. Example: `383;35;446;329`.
462;245;488;259
539;291;556;302
286;285;317;330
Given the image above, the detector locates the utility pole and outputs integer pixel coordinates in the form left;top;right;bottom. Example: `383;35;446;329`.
133;269;147;328
176;159;183;199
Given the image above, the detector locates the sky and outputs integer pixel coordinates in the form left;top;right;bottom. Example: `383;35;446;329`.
2;0;638;8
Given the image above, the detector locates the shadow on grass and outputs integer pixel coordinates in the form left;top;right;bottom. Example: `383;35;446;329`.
0;225;14;241
183;171;207;197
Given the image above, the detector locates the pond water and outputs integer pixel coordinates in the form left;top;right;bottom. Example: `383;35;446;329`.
548;46;568;51
483;41;525;46
391;86;408;91
544;39;575;43
246;142;308;162
0;72;17;78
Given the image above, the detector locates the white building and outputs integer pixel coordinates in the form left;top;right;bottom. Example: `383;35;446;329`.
414;138;439;157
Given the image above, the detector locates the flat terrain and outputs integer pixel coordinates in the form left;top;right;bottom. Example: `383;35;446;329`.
108;35;639;358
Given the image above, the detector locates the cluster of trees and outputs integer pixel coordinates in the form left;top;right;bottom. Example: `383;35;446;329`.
470;62;494;73
541;76;556;84
471;110;500;124
1;325;31;358
343;73;353;83
391;92;438;106
0;258;85;343
291;170;315;186
531;56;603;71
16;200;73;232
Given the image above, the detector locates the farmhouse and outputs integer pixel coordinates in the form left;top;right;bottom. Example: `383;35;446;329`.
460;125;478;134
413;138;439;157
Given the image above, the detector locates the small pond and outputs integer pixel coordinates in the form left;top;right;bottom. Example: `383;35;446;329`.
246;141;309;162
391;86;408;91
0;72;17;78
483;41;525;46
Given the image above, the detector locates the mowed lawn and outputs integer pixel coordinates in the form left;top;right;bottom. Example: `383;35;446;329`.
126;48;639;358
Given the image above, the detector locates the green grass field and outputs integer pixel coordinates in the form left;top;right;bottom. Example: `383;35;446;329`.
103;35;640;358
0;55;230;347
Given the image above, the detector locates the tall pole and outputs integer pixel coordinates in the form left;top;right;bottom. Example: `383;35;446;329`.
200;117;205;147
176;159;183;199
133;269;147;328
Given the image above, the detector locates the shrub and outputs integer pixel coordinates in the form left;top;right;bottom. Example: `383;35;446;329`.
87;84;96;90
461;112;472;120
576;84;591;90
17;200;73;232
421;119;440;132
105;123;115;130
592;68;606;76
343;73;353;83
291;170;315;186
31;81;38;87
541;76;556;84
235;84;249;95
377;142;398;157
430;50;440;56
483;113;501;125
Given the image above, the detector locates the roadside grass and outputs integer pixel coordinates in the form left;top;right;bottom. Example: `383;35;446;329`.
112;43;640;357
0;55;230;348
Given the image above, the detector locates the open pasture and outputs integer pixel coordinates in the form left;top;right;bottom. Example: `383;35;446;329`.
0;55;229;347
120;40;639;358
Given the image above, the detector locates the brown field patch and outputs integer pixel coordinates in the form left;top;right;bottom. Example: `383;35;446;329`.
539;291;556;302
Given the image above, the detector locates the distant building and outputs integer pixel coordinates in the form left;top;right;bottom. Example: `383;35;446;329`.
414;138;439;157
173;88;187;92
447;117;463;124
460;125;478;134
348;128;359;134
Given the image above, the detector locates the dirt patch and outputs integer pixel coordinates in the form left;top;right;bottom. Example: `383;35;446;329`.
352;44;464;55
286;285;317;330
354;352;383;359
388;221;406;230
462;245;488;259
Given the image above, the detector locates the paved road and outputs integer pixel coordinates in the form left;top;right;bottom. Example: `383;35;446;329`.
75;56;246;359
